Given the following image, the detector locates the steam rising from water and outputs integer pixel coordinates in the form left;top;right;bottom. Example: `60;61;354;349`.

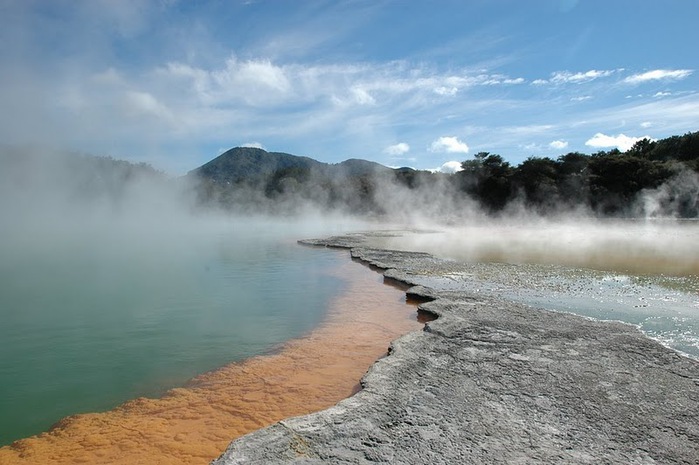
377;219;699;277
0;147;372;447
3;147;697;294
0;148;370;262
373;223;699;359
1;146;698;460
638;169;699;219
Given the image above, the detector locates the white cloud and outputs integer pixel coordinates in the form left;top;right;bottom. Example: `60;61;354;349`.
536;69;616;85
434;86;458;96
505;124;555;136
383;142;410;156
581;94;699;137
161;56;528;114
479;75;525;86
434;161;463;173
122;91;173;120
211;56;292;105
242;141;266;149
640;121;653;128
624;69;693;84
225;58;290;92
653;91;671;98
350;86;375;105
430;136;470;154
161;57;295;107
549;140;569;150
585;133;653;151
431;73;523;93
571;95;592;102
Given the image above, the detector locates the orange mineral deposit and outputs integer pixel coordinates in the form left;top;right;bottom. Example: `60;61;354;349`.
0;255;422;465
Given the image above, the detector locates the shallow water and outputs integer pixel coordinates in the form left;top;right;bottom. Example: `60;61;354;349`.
375;221;699;359
421;262;699;359
0;221;353;446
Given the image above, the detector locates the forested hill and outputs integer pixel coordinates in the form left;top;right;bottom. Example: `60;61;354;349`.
188;132;699;218
189;147;326;187
187;147;392;185
186;147;396;214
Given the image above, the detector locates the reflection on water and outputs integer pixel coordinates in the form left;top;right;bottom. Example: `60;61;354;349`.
375;220;699;359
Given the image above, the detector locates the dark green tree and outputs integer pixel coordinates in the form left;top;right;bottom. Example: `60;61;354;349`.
556;152;591;206
512;156;560;211
627;138;656;158
588;152;673;215
459;152;513;212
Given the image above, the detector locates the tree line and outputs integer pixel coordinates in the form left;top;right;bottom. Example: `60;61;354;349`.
393;131;699;218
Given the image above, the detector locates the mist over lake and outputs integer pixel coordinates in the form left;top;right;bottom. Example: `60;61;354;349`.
0;217;366;446
1;145;698;450
0;148;369;445
1;3;698;462
373;221;699;359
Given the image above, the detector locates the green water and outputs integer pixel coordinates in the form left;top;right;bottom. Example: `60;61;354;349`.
0;221;349;446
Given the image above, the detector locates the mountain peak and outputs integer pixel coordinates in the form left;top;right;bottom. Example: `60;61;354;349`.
188;147;326;185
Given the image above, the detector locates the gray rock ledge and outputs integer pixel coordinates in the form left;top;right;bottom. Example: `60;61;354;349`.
213;232;699;464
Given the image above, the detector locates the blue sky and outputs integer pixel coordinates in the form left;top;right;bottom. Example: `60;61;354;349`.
1;0;698;174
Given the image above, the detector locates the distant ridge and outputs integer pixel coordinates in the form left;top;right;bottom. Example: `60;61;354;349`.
188;147;327;186
335;158;393;178
185;147;403;214
187;147;396;186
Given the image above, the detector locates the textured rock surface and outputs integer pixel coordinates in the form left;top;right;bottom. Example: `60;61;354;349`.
213;232;699;464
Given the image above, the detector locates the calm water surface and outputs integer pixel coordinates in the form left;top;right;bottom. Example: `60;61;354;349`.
0;221;351;446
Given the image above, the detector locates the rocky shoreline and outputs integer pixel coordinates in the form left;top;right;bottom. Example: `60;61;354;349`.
213;232;699;464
